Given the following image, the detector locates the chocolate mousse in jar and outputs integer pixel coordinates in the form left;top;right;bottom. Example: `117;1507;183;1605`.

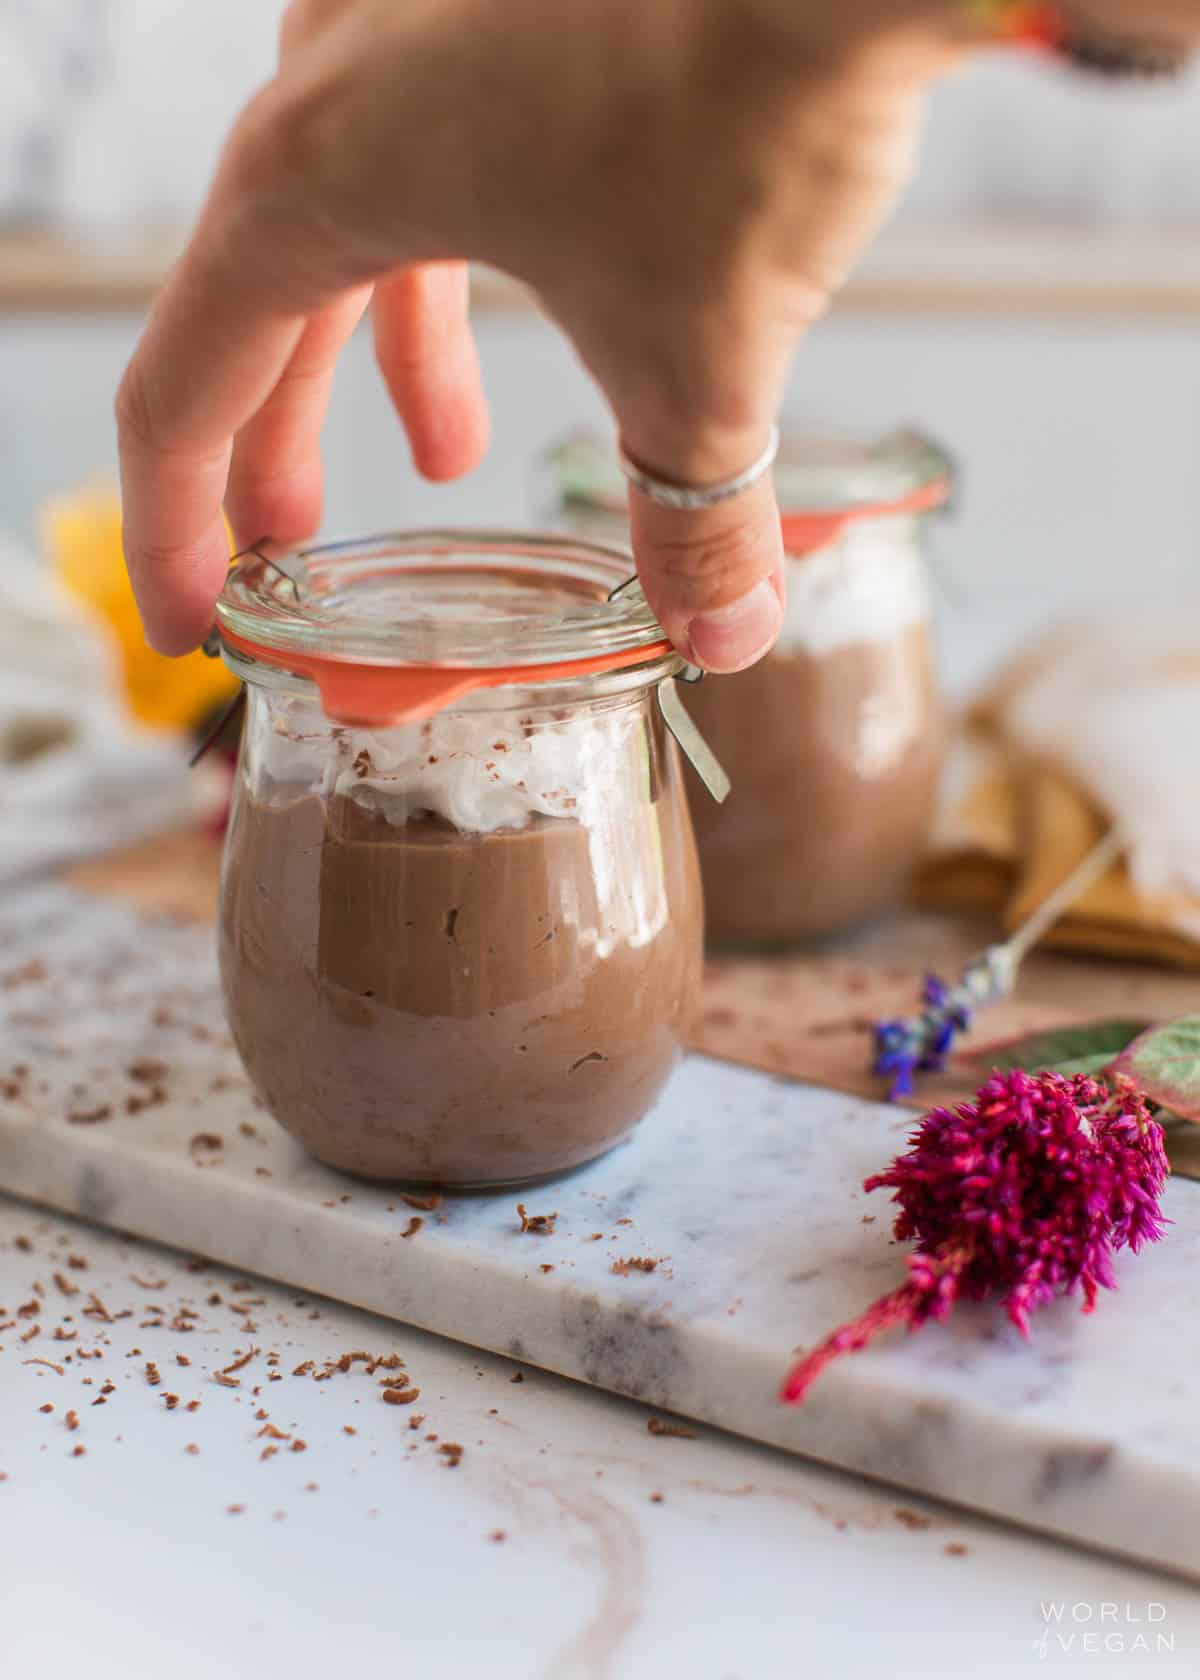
540;429;954;946
212;531;712;1187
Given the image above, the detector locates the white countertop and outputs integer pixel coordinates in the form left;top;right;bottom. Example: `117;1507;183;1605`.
3;1193;1198;1680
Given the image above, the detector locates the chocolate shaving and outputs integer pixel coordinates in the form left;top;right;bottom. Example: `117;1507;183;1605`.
66;1104;112;1125
22;1358;64;1375
401;1193;442;1212
400;1217;423;1239
128;1059;168;1084
381;1386;421;1406
218;1347;258;1378
611;1258;658;1275
438;1443;464;1468
516;1204;558;1235
647;1418;694;1439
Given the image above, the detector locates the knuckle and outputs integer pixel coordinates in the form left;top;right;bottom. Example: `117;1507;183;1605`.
647;516;771;612
114;361;156;452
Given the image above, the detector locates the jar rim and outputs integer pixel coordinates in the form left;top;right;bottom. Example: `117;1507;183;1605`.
215;528;667;670
541;425;954;523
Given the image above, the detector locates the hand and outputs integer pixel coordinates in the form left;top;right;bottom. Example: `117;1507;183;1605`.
117;0;965;669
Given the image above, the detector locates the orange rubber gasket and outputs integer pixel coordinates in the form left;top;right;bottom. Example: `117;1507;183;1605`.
779;476;953;556
221;624;675;727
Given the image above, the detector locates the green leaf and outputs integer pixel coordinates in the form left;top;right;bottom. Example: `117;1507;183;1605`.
981;1020;1150;1079
1114;1017;1200;1122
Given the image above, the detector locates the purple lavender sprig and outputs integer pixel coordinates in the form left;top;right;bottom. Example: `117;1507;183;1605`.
873;947;1015;1099
872;827;1126;1100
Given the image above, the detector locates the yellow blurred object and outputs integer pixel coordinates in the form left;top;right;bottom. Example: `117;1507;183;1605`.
40;479;237;732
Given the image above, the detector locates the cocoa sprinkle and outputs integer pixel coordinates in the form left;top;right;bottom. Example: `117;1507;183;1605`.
381;1386;421;1407
516;1204;557;1235
66;1104;112;1125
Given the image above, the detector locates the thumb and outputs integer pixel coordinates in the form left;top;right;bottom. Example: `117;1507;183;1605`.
620;429;785;674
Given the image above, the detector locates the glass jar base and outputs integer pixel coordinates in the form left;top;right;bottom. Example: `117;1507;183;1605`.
293;1130;637;1194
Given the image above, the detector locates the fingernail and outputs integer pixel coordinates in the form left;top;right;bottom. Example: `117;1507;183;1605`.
685;579;782;673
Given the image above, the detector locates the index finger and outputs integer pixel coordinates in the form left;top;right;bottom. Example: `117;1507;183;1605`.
116;232;311;654
114;106;368;654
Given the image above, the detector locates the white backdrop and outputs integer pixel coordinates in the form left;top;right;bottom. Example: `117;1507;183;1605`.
2;0;1200;231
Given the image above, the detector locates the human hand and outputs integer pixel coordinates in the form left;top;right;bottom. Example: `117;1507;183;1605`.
117;0;968;669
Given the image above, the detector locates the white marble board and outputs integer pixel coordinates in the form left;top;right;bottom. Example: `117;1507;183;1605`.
2;883;1198;1581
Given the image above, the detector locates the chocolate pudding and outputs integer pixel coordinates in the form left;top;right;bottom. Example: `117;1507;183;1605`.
682;624;944;946
219;781;701;1185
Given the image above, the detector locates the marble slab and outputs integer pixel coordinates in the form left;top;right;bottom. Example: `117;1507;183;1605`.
3;883;1200;1580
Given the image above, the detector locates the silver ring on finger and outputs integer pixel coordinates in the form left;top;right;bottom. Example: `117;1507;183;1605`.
617;425;780;512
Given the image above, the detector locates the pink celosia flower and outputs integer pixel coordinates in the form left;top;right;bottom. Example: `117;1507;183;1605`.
782;1070;1169;1404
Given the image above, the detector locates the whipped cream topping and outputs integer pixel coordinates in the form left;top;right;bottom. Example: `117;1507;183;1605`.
778;515;930;657
256;693;634;835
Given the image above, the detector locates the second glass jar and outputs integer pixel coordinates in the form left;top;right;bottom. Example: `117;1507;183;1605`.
540;429;953;946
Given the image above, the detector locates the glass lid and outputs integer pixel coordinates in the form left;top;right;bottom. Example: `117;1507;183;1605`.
543;426;953;520
215;529;666;670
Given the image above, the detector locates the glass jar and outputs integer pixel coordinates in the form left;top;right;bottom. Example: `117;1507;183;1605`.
212;532;704;1188
540;429;953;947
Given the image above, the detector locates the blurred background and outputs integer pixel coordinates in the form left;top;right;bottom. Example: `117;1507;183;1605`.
2;0;1200;705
